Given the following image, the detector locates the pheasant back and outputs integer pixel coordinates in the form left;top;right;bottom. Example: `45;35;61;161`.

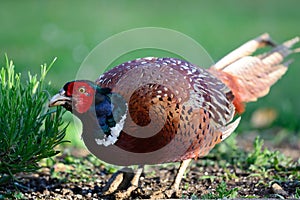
93;57;240;164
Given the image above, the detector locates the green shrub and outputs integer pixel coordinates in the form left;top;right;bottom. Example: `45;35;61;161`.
201;181;239;199
246;136;293;171
0;55;68;183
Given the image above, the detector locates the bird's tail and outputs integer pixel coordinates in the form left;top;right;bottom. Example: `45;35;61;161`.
209;33;299;114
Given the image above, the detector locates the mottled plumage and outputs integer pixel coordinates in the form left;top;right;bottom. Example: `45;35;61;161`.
49;33;299;197
94;57;239;163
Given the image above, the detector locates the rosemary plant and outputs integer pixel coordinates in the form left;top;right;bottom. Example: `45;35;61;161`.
0;55;67;183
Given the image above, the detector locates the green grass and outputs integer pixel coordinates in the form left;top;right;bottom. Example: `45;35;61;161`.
210;135;298;172
246;137;294;172
201;181;239;199
296;187;300;198
196;135;300;198
0;0;299;141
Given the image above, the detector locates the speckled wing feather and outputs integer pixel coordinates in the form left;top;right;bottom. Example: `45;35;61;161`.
95;57;237;162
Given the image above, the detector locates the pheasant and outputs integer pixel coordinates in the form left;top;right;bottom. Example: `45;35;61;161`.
49;33;299;198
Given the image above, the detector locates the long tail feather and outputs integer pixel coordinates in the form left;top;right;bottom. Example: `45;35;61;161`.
209;34;299;114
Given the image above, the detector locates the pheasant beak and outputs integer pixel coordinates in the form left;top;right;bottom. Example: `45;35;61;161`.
49;90;72;107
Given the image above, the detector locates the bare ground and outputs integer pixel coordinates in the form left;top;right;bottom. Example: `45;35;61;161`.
1;131;300;199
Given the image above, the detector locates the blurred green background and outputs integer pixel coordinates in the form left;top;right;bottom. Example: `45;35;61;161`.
1;0;299;146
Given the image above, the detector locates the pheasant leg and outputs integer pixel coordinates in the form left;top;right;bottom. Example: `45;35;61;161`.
115;165;144;199
103;165;144;198
165;159;192;197
151;159;192;198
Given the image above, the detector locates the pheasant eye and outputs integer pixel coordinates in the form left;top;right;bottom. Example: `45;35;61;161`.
78;87;86;93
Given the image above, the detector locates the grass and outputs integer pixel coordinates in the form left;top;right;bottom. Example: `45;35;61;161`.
246;137;294;172
201;181;239;199
0;1;300;133
210;135;298;172
189;135;300;198
296;187;300;198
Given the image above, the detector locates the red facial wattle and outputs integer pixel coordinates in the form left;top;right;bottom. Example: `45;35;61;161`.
66;82;96;114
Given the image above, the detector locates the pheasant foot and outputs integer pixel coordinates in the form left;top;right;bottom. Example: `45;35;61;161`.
151;159;192;199
102;165;144;199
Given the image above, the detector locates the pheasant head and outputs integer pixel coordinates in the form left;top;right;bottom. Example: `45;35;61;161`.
49;80;128;146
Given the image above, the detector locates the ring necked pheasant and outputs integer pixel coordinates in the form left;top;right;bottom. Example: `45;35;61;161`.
49;33;299;198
